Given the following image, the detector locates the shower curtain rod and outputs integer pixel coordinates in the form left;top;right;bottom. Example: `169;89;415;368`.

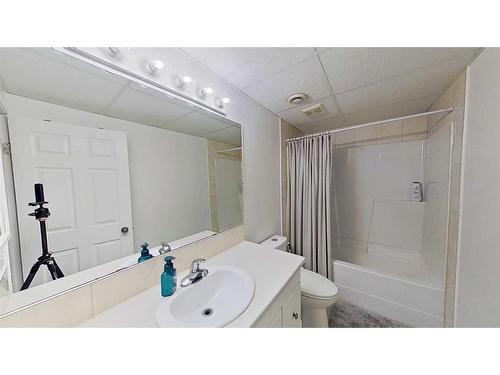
286;106;455;143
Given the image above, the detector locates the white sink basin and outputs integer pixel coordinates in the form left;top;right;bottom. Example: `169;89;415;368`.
156;265;255;327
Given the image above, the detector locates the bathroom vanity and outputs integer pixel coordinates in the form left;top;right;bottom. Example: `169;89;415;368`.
79;241;304;328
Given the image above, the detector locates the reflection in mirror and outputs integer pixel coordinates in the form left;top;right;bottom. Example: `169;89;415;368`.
0;48;243;315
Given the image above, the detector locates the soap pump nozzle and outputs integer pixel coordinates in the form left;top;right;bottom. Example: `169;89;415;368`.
164;255;175;270
138;242;153;263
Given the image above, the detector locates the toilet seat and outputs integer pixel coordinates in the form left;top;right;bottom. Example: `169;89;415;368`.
300;268;338;300
301;293;337;309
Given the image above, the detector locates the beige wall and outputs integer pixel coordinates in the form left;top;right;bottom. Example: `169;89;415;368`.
428;71;466;327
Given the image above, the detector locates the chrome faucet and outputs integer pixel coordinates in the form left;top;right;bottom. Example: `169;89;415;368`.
180;258;208;287
159;241;171;255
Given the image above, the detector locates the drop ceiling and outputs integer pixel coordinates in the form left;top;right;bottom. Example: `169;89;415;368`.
181;47;481;133
0;48;241;146
0;47;482;138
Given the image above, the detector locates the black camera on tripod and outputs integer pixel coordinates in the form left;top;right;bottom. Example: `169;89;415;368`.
28;183;50;221
20;183;64;290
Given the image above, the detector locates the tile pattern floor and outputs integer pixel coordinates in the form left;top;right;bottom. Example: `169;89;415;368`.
329;298;408;328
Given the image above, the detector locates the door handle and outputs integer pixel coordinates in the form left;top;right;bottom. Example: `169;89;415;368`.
121;226;129;234
292;312;299;320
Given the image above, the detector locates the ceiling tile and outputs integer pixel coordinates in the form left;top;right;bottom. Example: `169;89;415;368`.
243;56;332;113
343;95;439;126
295;114;346;133
0;48;126;114
182;47;316;88
278;95;339;126
207;125;242;146
319;47;478;93
336;54;471;114
103;87;191;126
162;111;233;137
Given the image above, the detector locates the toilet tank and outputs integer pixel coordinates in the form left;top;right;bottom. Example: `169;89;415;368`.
260;235;288;251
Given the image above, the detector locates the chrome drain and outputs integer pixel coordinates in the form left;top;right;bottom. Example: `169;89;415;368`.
202;308;213;317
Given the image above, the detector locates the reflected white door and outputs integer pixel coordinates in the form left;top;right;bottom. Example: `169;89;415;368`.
0;144;12;295
215;157;243;231
9;116;134;286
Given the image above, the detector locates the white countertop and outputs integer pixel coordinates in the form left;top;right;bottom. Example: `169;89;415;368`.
79;241;304;327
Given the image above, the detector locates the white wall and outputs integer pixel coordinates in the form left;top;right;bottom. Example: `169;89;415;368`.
228;97;280;241
455;49;500;327
76;48;281;243
2;94;211;253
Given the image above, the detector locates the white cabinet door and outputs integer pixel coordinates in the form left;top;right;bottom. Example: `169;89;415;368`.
9;116;134;286
268;311;283;327
282;284;302;328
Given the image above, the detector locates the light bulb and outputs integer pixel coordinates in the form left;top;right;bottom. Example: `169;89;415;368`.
174;75;193;89
197;87;214;99
145;60;164;75
222;97;231;104
197;88;207;99
104;47;123;58
215;97;224;108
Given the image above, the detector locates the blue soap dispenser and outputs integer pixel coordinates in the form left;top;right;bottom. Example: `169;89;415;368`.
161;256;177;297
138;242;153;263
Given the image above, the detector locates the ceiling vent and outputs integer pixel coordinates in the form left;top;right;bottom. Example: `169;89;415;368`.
301;103;326;117
288;93;308;105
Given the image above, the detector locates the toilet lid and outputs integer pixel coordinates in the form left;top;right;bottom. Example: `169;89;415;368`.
300;268;338;299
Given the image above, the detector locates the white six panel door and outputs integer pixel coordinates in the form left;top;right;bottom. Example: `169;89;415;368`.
9;116;134;286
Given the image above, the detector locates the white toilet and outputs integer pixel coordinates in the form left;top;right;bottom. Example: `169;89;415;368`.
261;235;338;327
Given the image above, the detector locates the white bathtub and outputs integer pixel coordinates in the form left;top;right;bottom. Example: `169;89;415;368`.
333;244;444;327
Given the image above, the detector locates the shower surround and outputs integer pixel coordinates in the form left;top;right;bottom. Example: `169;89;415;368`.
329;105;456;327
279;71;466;327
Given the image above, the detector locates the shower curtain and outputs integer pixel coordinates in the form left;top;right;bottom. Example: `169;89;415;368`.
286;134;333;279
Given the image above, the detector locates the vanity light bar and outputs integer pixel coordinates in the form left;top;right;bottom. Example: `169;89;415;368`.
54;47;228;117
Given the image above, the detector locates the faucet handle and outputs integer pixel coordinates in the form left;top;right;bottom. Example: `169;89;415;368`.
158;241;171;255
190;258;206;273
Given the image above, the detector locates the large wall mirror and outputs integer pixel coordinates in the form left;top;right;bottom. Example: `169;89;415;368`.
0;48;243;316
